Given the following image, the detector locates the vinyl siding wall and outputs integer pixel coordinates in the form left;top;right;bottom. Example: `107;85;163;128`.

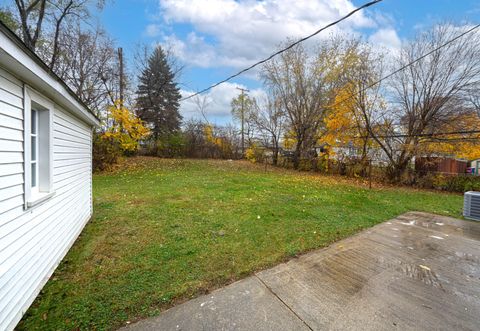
0;66;93;331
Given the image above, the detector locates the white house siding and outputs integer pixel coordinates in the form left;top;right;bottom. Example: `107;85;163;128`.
0;66;93;330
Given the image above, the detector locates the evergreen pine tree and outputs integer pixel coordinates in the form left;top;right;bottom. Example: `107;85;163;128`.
136;46;182;145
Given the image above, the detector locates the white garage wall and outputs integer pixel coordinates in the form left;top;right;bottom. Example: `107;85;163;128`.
0;66;93;331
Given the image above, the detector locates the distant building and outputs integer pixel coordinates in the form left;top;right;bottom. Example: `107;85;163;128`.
469;159;480;175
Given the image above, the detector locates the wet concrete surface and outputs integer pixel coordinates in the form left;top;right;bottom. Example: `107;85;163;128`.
120;212;480;331
120;276;310;331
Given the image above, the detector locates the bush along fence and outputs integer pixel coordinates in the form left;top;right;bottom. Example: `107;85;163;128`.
257;152;479;193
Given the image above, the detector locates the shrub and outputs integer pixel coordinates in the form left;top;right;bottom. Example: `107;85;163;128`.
103;103;150;153
156;133;186;158
92;102;149;172
415;173;480;192
297;158;313;171
92;133;122;172
245;143;264;163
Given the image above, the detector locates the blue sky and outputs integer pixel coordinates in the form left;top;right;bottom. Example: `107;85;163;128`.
12;0;480;124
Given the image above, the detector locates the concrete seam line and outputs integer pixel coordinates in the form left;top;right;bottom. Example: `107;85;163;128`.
254;275;314;331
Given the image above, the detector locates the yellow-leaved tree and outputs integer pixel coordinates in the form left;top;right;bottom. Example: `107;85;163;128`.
203;124;233;158
320;83;373;162
204;124;219;146
322;84;356;149
245;142;264;163
422;112;480;160
103;101;150;153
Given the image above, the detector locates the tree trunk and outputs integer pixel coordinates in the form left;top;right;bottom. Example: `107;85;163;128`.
386;159;410;183
272;149;278;166
293;140;302;170
272;138;279;166
153;127;159;156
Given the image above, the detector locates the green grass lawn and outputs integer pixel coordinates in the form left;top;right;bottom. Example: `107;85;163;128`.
19;157;463;330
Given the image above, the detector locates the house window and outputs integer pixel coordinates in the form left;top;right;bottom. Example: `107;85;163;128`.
24;87;54;208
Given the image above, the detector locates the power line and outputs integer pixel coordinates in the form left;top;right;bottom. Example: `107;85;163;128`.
426;137;480;142
319;22;480;142
356;129;480;139
180;0;383;102
320;120;480;141
248;130;480;149
183;13;480;145
328;22;480;111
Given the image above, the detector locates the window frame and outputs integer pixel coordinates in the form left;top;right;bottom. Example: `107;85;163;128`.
30;108;38;193
24;86;55;209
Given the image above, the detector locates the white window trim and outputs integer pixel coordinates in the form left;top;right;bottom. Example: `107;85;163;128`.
24;85;55;209
31;108;39;194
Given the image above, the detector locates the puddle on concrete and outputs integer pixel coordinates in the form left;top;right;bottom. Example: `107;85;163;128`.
454;252;480;263
446;252;480;279
397;213;480;241
396;262;445;291
399;220;416;226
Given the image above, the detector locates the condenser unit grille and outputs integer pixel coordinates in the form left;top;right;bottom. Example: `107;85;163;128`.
464;191;480;221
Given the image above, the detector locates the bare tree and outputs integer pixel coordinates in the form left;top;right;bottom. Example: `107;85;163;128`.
467;83;480;116
10;0;115;118
53;23;117;115
364;24;480;181
262;44;320;168
223;123;242;159
193;94;211;123
12;0;102;58
14;0;47;50
183;119;204;158
252;95;285;165
261;38;356;169
48;0;91;69
340;43;386;172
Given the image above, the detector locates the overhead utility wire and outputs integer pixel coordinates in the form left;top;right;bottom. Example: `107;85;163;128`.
258;129;480;141
258;22;480;139
180;0;383;101
357;129;480;139
334;128;480;140
324;22;480;140
328;22;480;112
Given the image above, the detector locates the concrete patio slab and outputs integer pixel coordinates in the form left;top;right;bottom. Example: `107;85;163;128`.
120;212;480;331
121;276;310;331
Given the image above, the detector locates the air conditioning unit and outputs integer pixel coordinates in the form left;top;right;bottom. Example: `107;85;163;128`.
463;191;480;221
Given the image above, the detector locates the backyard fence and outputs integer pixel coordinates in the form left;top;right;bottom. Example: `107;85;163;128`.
266;153;480;193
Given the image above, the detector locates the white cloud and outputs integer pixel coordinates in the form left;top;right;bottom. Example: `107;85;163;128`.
156;0;378;69
163;32;218;68
368;28;402;53
180;82;266;125
145;24;162;37
148;0;400;124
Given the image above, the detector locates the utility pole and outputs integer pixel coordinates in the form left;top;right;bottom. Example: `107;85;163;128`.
236;87;249;156
118;47;124;108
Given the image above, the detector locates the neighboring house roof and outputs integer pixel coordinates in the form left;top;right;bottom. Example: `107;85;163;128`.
0;21;100;127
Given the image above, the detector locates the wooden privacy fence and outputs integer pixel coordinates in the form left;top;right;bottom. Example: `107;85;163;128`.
415;157;468;175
